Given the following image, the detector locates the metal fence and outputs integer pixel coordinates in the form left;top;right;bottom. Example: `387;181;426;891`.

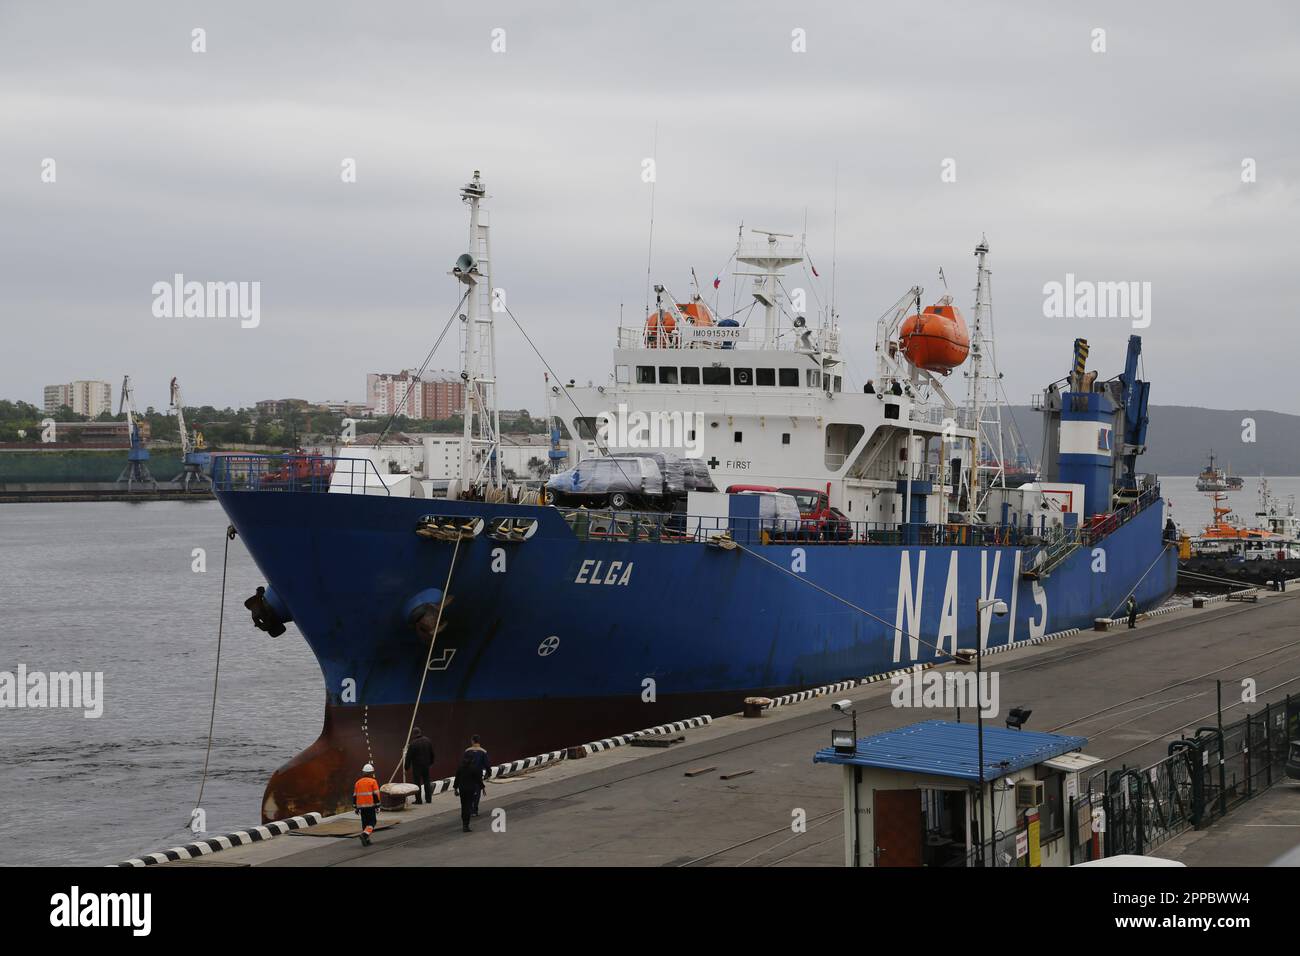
1069;695;1300;863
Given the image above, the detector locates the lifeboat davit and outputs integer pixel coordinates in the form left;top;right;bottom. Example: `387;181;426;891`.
644;309;677;348
899;299;970;374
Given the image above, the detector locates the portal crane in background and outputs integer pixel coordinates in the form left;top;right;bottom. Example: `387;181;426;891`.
169;376;211;491
116;375;157;491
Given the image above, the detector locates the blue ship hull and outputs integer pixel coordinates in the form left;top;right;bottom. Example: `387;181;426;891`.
217;485;1176;820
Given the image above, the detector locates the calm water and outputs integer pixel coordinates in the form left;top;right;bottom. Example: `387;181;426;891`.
2;478;1295;866
1161;475;1300;535
0;501;321;866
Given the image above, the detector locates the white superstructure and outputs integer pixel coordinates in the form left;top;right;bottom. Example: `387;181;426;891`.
551;230;993;527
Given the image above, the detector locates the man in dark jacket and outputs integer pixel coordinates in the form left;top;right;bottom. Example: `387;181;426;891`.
464;735;489;816
452;753;482;832
405;727;436;804
1126;595;1138;630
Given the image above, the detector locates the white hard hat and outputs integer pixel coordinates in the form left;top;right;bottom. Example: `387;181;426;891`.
362;763;375;773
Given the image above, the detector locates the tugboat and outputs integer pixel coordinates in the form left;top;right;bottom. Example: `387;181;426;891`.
1179;482;1300;586
211;173;1177;821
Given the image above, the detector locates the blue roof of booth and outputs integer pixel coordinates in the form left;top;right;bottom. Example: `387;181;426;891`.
813;719;1088;782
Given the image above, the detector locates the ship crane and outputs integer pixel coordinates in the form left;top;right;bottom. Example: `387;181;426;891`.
116;375;157;491
170;376;211;491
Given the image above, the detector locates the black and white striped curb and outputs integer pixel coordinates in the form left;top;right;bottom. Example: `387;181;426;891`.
413;719;717;797
1187;589;1263;610
579;716;714;755
762;679;858;710
764;626;1092;710
425;748;569;796
985;626;1083;655
116;812;323;866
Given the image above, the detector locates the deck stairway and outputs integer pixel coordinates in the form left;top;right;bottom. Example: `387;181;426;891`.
1020;526;1080;580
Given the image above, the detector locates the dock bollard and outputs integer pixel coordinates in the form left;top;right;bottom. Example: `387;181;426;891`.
1093;618;1111;632
743;697;772;718
380;783;419;810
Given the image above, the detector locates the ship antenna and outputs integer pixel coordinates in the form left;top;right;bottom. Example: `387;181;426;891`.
643;123;658;322
830;163;839;324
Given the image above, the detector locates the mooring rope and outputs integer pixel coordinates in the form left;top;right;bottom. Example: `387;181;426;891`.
388;535;462;785
193;524;235;827
1106;542;1176;619
732;540;963;661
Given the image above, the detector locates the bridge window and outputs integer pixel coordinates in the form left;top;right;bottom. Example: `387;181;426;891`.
615;365;629;384
782;433;790;444
779;368;799;387
636;366;656;384
734;368;753;386
702;367;731;386
680;367;700;384
885;403;900;420
756;368;775;386
659;366;679;385
806;369;821;388
734;431;743;443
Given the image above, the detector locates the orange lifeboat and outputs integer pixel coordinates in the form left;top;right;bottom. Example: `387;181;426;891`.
644;309;677;348
899;298;970;374
677;300;715;327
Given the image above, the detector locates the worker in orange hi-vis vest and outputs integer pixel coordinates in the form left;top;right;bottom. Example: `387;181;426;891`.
353;763;382;846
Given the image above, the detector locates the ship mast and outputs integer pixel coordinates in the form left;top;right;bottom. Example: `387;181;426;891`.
965;236;1005;522
455;170;502;494
736;229;804;348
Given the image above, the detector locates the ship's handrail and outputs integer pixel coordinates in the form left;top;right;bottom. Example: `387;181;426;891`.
559;483;1164;548
1019;484;1165;569
211;454;391;496
561;511;1044;547
615;325;839;353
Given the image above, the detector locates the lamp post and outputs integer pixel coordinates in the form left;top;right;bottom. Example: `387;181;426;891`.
974;596;1008;866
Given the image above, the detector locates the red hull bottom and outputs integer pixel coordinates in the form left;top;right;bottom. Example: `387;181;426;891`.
261;691;768;822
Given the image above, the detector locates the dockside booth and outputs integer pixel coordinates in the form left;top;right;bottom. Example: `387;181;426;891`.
814;719;1100;867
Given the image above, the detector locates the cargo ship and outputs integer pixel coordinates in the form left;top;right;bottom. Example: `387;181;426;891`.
212;173;1178;821
1195;452;1244;492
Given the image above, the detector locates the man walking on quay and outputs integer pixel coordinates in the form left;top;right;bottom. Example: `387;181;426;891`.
464;735;490;817
1126;595;1138;630
453;752;484;833
353;762;382;846
405;727;435;804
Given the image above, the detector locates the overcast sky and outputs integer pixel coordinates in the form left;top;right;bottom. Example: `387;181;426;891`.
2;1;1297;417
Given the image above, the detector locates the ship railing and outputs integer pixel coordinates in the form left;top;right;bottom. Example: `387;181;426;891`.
1019;484;1164;572
558;484;1165;547
559;509;1050;548
211;454;390;496
614;325;836;352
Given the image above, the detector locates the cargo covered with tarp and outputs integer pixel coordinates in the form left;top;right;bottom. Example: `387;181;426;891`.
623;452;716;495
547;456;663;498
